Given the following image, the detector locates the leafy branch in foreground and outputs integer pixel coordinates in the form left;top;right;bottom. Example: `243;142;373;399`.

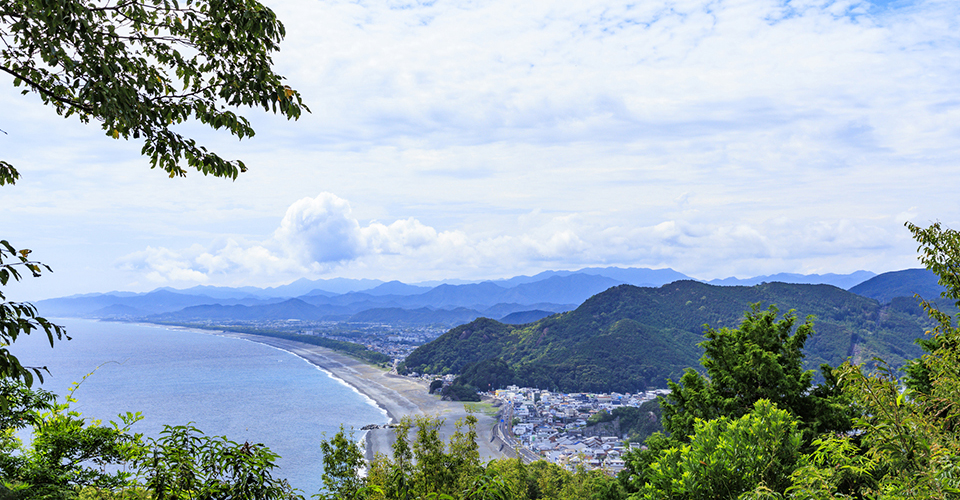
0;240;67;387
1;0;309;180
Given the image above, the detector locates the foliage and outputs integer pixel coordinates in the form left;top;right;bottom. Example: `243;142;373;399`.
902;221;960;397
782;221;960;498
401;281;932;393
0;241;67;387
0;343;299;500
455;358;516;392
362;415;486;500
1;0;309;497
1;0;307;181
441;383;481;402
0;378;55;431
608;402;662;444
633;400;802;500
135;423;301;500
318;426;365;500
587;409;616;426
906;222;960;303
0;378;145;498
659;304;850;442
330;415;626;500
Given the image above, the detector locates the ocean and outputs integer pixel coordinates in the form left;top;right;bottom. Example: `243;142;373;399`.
12;318;388;496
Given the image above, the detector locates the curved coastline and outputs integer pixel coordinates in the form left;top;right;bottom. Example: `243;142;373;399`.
133;322;506;462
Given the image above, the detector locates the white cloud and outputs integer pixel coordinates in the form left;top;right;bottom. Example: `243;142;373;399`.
6;0;960;297
118;246;211;284
274;193;367;264
117;192;920;286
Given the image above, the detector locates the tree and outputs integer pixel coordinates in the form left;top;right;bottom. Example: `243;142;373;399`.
137;424;301;500
0;0;309;496
1;378;146;497
902;221;960;397
1;0;307;181
658;304;848;442
620;304;852;496
635;400;802;500
318;426;365;500
0;0;308;400
784;222;960;498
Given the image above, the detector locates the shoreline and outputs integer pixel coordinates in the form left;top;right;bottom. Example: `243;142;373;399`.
139;323;508;462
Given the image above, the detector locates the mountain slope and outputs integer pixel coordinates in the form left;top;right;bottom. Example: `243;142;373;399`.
399;281;932;393
849;268;946;304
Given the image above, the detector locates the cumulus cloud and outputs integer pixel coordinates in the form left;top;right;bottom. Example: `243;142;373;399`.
274;193;366;264
117;191;917;286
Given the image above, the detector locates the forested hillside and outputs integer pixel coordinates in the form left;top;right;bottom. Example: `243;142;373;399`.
399;280;934;392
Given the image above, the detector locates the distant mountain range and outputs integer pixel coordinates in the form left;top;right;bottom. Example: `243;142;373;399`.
36;266;905;327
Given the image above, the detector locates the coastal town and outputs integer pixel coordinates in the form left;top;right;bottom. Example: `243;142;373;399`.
490;386;668;472
297;323;671;473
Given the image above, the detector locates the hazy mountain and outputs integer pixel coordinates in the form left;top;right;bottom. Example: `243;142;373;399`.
38;268;901;326
508;274;624;304
364;281;432;296
89;304;147;318
157;285;266;300
577;266;693;287
708;270;875;289
492;267;690;288
479;303;575;319
265;277;384;296
36;290;285;317
298;275;620;311
849;269;946;304
499;310;556;324
148;298;334;322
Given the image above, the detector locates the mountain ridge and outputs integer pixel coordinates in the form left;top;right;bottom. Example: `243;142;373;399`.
398;280;932;393
35;268;884;327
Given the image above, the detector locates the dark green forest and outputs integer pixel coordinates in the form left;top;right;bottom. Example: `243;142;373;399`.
399;279;939;393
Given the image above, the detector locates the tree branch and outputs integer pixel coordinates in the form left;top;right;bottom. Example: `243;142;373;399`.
0;66;94;114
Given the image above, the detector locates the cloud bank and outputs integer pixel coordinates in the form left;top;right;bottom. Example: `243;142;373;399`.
119;192;913;286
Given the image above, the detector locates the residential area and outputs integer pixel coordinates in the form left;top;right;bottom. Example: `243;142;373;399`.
490;386;670;473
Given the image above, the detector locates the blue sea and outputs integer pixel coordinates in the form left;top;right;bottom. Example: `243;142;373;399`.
13;318;388;496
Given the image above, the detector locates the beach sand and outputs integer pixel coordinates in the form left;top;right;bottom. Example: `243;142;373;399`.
219;333;509;462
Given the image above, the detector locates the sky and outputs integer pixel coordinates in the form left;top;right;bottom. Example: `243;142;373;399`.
2;0;959;300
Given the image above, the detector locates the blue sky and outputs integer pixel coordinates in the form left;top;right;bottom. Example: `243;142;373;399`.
2;0;958;299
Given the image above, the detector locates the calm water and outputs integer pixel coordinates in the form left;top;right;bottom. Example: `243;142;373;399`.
13;318;388;495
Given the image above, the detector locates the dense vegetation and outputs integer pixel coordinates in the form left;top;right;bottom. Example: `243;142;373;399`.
399;280;935;393
584;402;663;443
849;268;945;304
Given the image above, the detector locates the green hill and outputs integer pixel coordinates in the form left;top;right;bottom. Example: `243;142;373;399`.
849;268;946;304
398;281;935;393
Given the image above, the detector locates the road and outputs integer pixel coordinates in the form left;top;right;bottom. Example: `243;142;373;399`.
493;403;540;463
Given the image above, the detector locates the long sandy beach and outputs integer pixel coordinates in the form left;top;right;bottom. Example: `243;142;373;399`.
215;332;508;462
